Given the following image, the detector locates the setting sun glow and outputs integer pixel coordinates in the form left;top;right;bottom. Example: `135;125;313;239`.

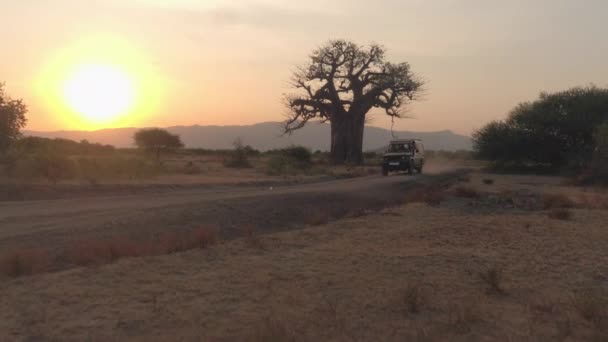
36;35;165;130
63;64;136;125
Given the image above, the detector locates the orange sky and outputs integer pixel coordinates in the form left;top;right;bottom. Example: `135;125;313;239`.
2;0;608;135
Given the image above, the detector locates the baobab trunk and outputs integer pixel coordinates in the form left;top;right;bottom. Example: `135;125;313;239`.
330;114;365;165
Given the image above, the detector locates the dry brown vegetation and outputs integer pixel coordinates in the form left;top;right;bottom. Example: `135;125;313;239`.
452;185;481;198
1;173;607;341
548;208;574;221
543;193;576;210
478;265;506;295
404;185;446;206
0;226;219;278
0;249;50;278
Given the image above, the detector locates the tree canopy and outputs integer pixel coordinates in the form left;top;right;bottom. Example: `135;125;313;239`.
474;86;608;170
134;128;183;160
284;40;423;164
0;83;28;152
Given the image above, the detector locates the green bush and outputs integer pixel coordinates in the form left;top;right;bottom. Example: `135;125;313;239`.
224;138;254;169
10;150;77;183
266;146;313;175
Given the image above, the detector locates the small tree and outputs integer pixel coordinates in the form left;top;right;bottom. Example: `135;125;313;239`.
0;83;28;153
223;138;254;168
134;128;183;160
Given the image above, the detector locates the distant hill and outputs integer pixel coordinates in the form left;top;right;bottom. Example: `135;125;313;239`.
25;122;472;151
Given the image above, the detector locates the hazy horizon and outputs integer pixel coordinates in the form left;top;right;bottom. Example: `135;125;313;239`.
3;0;608;135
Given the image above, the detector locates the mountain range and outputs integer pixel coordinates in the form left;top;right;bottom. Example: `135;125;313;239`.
25;122;472;151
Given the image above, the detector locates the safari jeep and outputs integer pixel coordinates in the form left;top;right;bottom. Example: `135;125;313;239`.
381;139;425;176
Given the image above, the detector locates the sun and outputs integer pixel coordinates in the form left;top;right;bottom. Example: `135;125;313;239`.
36;34;165;130
63;64;136;125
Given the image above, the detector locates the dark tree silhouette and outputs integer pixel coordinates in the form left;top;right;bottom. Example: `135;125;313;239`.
0;83;28;152
284;40;423;164
134;128;183;160
474;86;608;170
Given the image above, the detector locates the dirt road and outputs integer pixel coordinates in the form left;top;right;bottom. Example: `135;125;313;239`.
0;172;461;251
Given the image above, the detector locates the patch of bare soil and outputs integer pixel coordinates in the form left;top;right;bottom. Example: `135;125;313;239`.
1;173;607;341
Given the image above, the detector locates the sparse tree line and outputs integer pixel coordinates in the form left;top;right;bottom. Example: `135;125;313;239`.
2;39;608;184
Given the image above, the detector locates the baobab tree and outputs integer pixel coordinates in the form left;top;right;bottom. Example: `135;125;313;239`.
284;40;423;164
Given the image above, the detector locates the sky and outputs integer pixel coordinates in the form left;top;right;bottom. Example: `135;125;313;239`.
1;0;607;135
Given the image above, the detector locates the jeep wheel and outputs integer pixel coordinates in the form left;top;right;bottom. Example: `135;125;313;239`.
408;164;414;175
382;168;389;176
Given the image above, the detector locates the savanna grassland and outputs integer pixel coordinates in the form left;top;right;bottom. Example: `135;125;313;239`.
1;172;606;341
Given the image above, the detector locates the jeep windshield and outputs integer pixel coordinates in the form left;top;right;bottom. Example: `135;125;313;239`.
387;143;413;153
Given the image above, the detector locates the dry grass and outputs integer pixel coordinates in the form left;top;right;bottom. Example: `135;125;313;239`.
401;283;427;315
478;265;506;295
239;225;264;249
250;317;299;342
1;173;607;341
305;209;331;226
447;302;483;334
571;289;607;325
0;249;50;278
543;193;576;210
548;208;573;220
2;226;220;277
405;186;445;206
482;178;495;185
452;186;481;199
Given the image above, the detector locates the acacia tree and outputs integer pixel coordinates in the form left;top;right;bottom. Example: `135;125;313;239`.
284;40;423;164
134;128;183;160
0;83;28;153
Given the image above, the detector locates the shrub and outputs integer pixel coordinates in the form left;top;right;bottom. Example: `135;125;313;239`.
448;302;482;334
190;226;219;249
182;161;202;175
224;138;253;168
240;225;263;249
0;249;50;278
548;208;573;221
478;265;506;295
266;146;312;175
10;150;78;182
543;193;575;210
67;239;138;266
282;146;312;166
401;283;426;315
306;209;331;226
452;186;480;199
266;154;290;175
406;186;445;206
571;289;607;325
